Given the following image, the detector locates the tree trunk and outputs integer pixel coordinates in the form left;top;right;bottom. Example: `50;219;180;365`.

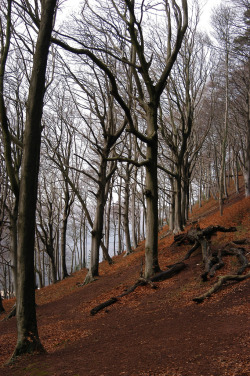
12;0;57;359
144;109;161;278
118;175;123;254
168;176;175;232
9;200;18;296
0;294;5;314
84;157;109;284
131;173;138;248
124;165;133;256
61;206;69;279
244;87;250;197
173;174;184;234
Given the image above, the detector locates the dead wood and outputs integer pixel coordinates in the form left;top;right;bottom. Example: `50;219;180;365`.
90;263;185;316
173;226;238;281
209;250;224;278
222;247;250;275
90;297;118;316
227;239;249;245
151;262;186;282
183;241;200;260
193;272;250;303
172;226;237;248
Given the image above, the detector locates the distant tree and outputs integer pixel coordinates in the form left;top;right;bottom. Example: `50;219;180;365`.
232;0;250;196
211;4;236;214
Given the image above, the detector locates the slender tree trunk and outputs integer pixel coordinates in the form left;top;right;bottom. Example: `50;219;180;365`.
105;188;112;252
244;87;250;197
0;293;5;313
173;174;184;234
61;209;69;279
131;172;137;248
49;252;57;285
144;109;161;278
169;176;175;232
12;0;57;359
219;49;229;215
124;165;133;256
84;157;111;284
118;175;122;254
9;200;18;295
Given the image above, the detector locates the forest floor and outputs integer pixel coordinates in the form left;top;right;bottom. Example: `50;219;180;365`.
0;184;250;376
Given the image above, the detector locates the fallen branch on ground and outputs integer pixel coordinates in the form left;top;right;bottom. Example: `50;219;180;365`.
193;272;250;303
90;263;186;316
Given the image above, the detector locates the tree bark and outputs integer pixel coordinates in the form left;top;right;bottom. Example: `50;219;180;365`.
11;0;57;359
0;294;5;314
124;164;133;256
193;273;250;303
144;108;161;278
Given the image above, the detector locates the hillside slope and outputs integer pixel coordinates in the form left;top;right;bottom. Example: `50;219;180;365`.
1;189;250;376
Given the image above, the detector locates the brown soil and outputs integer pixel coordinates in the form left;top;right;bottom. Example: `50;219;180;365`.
0;193;250;376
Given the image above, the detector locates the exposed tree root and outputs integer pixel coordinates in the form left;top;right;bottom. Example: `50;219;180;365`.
90;263;185;315
90;226;248;313
222;248;250;275
83;271;97;286
151;262;186;282
193;272;250;303
90;297;118;316
174;226;238;280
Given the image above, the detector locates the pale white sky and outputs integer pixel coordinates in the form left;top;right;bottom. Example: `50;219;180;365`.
57;0;223;32
199;0;222;31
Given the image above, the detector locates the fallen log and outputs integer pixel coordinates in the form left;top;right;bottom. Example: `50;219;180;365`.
151;262;186;282
183;241;200;260
90;297;118;316
193;272;250;303
90;263;186;316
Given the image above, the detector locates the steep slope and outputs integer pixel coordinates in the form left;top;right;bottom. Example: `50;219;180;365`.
1;189;249;376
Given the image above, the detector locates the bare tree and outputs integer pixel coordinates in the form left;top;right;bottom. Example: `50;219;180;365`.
52;0;188;278
10;0;58;359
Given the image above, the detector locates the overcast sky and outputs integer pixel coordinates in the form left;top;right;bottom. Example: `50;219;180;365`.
57;0;223;32
199;0;222;31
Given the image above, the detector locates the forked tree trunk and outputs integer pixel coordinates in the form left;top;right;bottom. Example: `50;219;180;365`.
11;0;57;359
84;157;112;284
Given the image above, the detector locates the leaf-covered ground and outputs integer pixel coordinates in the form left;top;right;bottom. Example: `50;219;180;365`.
1;184;250;376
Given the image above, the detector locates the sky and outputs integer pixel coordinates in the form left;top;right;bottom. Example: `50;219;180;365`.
58;0;222;29
199;0;222;31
